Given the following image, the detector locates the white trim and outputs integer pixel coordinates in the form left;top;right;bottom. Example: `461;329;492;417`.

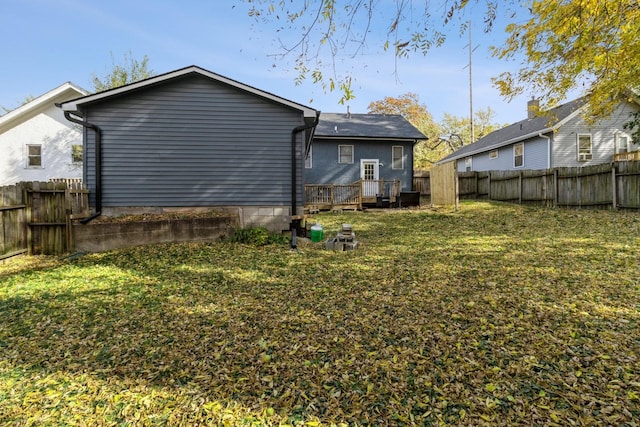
465;156;473;171
26;144;43;168
338;144;354;164
513;142;524;168
59;65;317;118
392;145;404;169
577;133;592;162
0;82;87;132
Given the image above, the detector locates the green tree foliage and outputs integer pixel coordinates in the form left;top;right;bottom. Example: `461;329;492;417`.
367;93;441;170
492;0;640;124
241;1;507;104
91;51;155;92
244;1;639;131
439;107;505;147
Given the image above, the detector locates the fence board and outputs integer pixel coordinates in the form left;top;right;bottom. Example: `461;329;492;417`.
420;160;640;210
0;181;89;259
617;161;640;209
430;161;458;207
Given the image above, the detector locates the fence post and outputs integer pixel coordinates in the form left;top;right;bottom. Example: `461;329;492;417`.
474;172;478;198
553;169;559;208
518;172;523;204
487;172;492;200
611;165;617;209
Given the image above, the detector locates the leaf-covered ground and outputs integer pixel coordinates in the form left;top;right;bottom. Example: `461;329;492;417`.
1;202;639;426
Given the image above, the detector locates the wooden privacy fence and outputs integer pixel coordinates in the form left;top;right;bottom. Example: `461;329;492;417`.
456;161;640;209
0;181;89;259
429;161;458;208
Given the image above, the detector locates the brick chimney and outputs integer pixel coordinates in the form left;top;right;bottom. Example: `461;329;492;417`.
527;98;540;119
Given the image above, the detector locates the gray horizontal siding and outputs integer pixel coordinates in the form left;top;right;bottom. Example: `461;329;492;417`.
83;75;305;208
306;138;414;191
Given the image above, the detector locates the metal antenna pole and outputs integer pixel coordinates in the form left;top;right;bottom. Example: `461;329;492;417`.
469;21;474;143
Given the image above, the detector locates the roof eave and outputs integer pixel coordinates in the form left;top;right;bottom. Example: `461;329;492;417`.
436;127;555;164
58;66;318;117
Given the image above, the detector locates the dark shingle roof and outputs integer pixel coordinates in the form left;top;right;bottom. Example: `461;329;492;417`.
438;97;589;163
315;113;426;140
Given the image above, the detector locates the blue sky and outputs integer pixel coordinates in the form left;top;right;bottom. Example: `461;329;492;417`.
1;0;540;124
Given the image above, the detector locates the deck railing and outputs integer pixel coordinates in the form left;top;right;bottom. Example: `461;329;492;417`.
305;179;400;211
614;151;640;162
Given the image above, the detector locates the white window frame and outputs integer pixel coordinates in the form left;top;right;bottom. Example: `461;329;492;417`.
577;133;592;162
26;144;42;168
513;143;524;168
489;149;498;159
464;157;472;172
616;133;630;154
392;146;404;170
305;145;312;168
338;145;354;164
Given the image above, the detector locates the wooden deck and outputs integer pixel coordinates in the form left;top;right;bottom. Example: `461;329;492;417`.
304;180;400;212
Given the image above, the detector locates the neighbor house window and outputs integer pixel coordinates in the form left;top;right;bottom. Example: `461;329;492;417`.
514;143;524;168
577;134;592;161
465;157;472;172
616;134;630;154
392;146;404;169
338;145;353;164
305;145;312;168
489;149;498;159
26;144;42;168
71;144;83;164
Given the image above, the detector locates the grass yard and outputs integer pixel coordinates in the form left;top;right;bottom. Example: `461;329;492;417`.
1;201;639;426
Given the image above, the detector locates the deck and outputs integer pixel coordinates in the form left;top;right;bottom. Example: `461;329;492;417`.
304;179;401;212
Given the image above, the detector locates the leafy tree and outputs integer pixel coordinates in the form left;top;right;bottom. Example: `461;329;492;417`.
367;93;441;170
439;107;505;147
492;0;640;124
245;0;640;131
242;1;509;104
91;51;155;92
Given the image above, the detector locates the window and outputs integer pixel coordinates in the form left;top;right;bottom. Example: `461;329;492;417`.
514;143;524;168
71;145;83;164
338;145;353;164
305;145;312;168
617;134;630;154
26;144;42;168
464;157;472;172
577;134;592;161
392;146;404;169
489;149;498;159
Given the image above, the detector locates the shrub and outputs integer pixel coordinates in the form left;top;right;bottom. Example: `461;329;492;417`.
227;227;288;246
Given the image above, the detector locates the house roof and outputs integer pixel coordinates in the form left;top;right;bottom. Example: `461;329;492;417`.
58;65;318;118
0;82;87;133
314;113;427;141
437;97;589;163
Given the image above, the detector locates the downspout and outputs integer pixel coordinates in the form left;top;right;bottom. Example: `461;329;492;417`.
290;111;321;249
63;111;102;224
539;132;552;168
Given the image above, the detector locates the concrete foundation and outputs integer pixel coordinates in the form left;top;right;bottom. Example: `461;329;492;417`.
73;215;239;253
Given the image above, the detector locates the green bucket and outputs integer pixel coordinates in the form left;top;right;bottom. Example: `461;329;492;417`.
310;224;324;242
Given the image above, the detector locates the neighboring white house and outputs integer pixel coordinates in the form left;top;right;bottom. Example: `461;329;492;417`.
438;97;640;172
0;82;88;185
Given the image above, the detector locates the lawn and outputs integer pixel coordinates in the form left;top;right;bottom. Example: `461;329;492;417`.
1;201;639;426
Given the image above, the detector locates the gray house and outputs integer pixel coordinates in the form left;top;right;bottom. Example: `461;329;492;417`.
306;112;426;199
439;97;640;172
58;65;319;233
